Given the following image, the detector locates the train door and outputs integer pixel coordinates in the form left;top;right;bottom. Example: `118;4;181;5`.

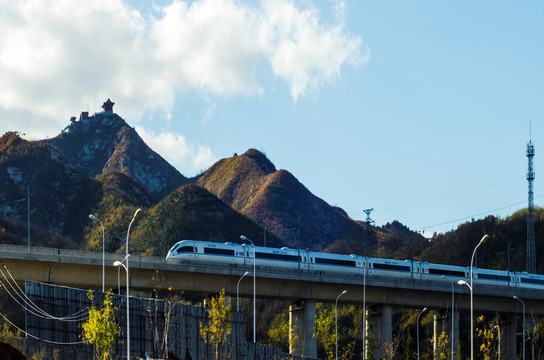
309;254;315;270
243;246;251;265
193;241;199;259
301;250;310;270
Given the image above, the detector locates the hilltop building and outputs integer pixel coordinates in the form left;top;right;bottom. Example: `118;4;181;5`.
101;98;115;114
63;99;116;133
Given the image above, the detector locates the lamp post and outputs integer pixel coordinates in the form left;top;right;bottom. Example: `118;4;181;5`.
113;259;128;357
362;258;367;360
513;296;525;360
115;208;141;360
335;290;347;360
491;324;500;360
237;271;250;312
466;234;489;360
89;214;105;292
117;264;121;295
240;235;256;343
417;307;428;360
458;280;472;360
441;275;455;360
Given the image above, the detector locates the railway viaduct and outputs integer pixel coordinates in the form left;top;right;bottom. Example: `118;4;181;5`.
1;244;543;359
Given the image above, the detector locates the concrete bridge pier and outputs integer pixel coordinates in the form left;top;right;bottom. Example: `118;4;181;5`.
502;314;518;360
433;311;459;360
367;305;392;360
289;299;317;358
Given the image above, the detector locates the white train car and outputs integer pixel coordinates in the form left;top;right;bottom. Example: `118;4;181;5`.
472;267;515;285
420;262;469;280
166;239;544;289
367;258;414;278
516;272;544;288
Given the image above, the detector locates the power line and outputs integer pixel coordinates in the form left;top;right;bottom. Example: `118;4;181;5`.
0;262;88;322
350;170;544;219
414;193;544;233
375;176;525;214
0;311;89;346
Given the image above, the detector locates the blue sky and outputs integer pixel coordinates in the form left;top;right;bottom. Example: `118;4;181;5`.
1;0;543;236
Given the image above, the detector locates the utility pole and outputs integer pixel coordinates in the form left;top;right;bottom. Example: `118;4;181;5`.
15;187;31;252
161;200;166;258
297;216;301;269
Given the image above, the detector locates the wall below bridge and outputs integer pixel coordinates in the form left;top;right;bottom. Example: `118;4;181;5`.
24;281;317;360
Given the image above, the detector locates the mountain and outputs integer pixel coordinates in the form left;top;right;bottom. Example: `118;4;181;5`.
132;184;282;256
0;131;93;236
0;100;436;256
42;101;187;200
419;209;544;273
196;149;366;250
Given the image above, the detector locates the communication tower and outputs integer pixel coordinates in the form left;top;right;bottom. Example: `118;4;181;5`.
526;126;536;274
363;208;375;225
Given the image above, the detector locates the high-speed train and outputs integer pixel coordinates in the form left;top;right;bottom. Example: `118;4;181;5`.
166;240;544;289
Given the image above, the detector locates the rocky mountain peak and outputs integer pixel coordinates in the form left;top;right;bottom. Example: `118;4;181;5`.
43;101;187;200
242;148;276;174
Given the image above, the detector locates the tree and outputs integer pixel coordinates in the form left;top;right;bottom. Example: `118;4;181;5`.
148;270;185;358
200;289;232;360
476;315;498;360
81;291;120;360
267;310;298;351
315;305;336;360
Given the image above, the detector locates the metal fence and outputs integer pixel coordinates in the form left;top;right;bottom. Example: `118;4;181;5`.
25;281;319;360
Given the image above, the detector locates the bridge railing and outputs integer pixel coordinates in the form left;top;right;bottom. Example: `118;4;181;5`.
0;244;166;265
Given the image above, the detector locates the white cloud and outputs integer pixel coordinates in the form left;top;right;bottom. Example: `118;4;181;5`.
0;0;365;137
202;102;217;123
257;0;366;100
135;126;217;176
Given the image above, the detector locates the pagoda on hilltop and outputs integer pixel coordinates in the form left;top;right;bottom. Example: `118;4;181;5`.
102;98;115;114
62;98;116;133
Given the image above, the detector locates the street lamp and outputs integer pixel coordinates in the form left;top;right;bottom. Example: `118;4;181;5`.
491;324;501;360
458;279;473;360
89;214;105;292
237;271;250;312
441;275;455;360
240;235;256;343
114;254;130;295
417;307;428;360
465;234;489;360
335;289;347;360
115;208;141;360
513;296;525;360
113;259;127;357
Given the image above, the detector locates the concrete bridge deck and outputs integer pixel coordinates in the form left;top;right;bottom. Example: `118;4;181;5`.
0;244;542;316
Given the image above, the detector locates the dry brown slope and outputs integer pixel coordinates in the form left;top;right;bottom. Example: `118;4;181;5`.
197;149;364;250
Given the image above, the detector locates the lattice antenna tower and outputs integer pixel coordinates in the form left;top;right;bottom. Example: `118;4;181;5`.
363;208;375;225
526;121;536;274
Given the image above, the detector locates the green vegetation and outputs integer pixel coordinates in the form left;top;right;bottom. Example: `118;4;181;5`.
200;289;232;360
133;184;281;256
81;291;120;360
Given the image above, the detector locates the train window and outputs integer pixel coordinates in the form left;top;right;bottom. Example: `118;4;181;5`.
255;252;300;262
315;257;356;267
373;263;410;272
477;273;510;281
176;246;194;254
519;277;544;285
204;247;235;256
428;268;465;277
